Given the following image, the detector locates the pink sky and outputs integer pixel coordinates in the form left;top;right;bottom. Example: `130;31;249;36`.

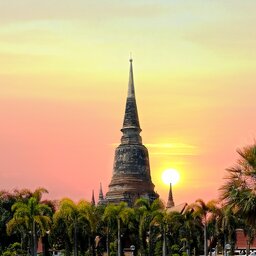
0;1;256;205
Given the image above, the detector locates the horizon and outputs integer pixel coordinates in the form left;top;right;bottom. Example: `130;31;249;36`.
1;1;256;205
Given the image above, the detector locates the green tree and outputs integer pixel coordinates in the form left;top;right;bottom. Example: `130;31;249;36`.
220;143;256;255
0;190;19;253
213;205;238;255
134;198;164;256
0;188;50;254
191;199;218;256
221;144;256;222
179;208;203;255
82;203;105;256
103;202;133;256
2;242;24;256
53;198;90;256
51;210;73;256
148;206;174;256
7;196;52;256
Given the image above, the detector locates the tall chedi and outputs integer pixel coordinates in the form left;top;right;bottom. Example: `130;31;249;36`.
105;59;159;206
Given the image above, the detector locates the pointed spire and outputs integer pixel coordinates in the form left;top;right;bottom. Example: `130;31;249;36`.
166;183;175;208
99;183;104;201
91;190;95;206
121;58;142;144
128;58;135;98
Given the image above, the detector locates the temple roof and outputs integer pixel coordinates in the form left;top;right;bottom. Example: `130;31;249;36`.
167;203;188;214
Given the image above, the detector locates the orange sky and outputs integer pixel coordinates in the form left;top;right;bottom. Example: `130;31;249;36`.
0;1;256;205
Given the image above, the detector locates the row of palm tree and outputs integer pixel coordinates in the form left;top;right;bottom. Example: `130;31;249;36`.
1;142;256;256
0;190;241;256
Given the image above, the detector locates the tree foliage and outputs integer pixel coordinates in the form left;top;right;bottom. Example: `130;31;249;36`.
220;144;256;225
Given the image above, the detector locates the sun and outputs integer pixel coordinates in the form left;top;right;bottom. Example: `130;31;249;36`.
162;168;180;185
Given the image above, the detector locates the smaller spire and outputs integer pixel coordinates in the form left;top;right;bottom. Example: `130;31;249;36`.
166;183;175;208
91;190;95;206
99;183;104;201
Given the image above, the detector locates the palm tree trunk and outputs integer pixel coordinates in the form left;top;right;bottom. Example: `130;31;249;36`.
204;224;207;256
32;220;37;256
138;221;145;256
246;240;250;256
162;225;166;256
92;234;96;256
118;218;121;256
88;236;91;254
65;237;71;256
74;222;78;256
42;235;50;256
107;224;110;256
20;230;24;252
149;226;152;256
224;234;226;256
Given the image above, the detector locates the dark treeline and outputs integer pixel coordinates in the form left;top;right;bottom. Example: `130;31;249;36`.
1;143;256;256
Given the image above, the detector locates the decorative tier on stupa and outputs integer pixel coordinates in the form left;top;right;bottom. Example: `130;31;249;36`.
105;59;159;206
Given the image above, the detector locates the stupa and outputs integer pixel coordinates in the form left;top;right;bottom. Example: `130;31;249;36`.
103;59;159;206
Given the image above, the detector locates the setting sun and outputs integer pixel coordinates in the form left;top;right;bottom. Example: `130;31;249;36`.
162;169;180;186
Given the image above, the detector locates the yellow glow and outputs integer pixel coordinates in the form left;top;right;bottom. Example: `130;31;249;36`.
161;168;180;185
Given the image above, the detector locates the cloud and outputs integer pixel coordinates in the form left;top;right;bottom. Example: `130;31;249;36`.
0;1;169;24
145;143;196;149
146;143;198;156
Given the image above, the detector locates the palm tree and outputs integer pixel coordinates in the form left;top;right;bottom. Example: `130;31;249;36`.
81;202;104;256
150;207;175;256
103;202;133;256
214;205;238;255
191;199;218;256
180;207;202;255
220;143;256;255
51;211;73;256
134;198;164;256
0;190;18;251
54;198;89;256
1;188;48;253
41;199;56;256
7;196;52;256
220;144;256;218
158;210;169;256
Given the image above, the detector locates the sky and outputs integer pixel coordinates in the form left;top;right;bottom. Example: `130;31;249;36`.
0;0;256;205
